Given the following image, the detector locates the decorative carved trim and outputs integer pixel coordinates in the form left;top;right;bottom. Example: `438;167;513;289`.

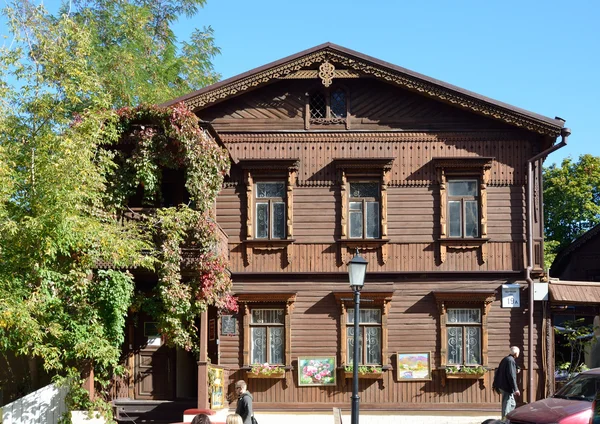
432;289;495;368
434;158;493;263
309;117;346;125
280;69;361;79
335;158;394;265
318;61;335;87
237;293;297;369
182;48;561;136
241;160;299;265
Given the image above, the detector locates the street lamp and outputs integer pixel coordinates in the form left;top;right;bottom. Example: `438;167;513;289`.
348;249;367;424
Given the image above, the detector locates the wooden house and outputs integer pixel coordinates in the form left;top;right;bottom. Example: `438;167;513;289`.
115;43;570;421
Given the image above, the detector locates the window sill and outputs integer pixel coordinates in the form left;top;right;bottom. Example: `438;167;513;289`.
343;371;384;380
438;237;490;247
246;371;286;379
444;372;486;380
243;239;295;250
337;239;390;248
243;239;296;265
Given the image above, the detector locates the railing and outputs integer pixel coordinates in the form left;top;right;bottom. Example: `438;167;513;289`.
1;383;67;424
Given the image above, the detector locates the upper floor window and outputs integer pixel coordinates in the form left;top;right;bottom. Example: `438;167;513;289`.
433;157;492;263
349;182;380;239
251;308;285;365
347;308;382;365
307;88;348;127
255;182;286;239
448;179;479;238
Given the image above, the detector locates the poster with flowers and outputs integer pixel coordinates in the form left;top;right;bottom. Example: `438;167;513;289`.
298;357;336;386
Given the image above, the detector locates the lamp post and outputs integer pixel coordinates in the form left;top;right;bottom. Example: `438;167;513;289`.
348;249;368;424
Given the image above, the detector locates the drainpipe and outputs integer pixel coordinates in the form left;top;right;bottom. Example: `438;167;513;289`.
526;125;570;403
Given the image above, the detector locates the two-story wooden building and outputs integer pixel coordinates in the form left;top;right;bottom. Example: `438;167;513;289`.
133;43;569;422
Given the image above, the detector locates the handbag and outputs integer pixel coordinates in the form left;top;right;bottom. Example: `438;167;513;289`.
251;417;258;424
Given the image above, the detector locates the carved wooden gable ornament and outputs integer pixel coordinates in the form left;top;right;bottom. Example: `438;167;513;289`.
163;42;564;137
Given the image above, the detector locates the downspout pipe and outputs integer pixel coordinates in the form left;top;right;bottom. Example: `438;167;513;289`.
526;125;570;403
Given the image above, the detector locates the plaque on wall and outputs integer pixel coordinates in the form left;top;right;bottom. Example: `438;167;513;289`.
221;315;237;336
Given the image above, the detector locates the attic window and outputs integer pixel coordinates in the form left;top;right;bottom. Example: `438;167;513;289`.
306;87;348;128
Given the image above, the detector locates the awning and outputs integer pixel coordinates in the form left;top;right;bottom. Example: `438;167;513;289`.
549;281;600;304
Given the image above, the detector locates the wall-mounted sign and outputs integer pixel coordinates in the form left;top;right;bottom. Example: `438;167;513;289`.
502;284;521;308
221;315;237;336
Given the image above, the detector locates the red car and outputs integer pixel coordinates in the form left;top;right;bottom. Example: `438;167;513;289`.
506;368;600;424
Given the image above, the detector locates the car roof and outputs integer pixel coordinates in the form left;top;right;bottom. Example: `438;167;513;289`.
582;368;600;375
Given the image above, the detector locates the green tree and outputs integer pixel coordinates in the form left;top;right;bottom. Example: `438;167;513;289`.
544;154;600;267
0;0;228;409
66;0;220;106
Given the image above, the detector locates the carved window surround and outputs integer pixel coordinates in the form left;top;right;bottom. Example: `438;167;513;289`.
432;289;495;371
237;292;296;382
333;291;393;370
433;157;493;263
239;159;299;265
334;158;394;265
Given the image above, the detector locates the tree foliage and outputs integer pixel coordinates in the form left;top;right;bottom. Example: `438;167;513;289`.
0;0;230;406
544;154;600;266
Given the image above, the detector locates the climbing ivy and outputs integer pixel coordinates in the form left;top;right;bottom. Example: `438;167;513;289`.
104;103;237;352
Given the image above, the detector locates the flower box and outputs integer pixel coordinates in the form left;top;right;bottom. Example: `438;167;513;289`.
444;372;486;380
246;371;286;379
344;371;383;380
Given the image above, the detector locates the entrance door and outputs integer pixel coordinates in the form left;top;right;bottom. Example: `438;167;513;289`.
134;320;175;400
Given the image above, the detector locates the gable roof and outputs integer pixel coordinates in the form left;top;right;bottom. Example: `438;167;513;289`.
163;42;564;137
550;223;600;276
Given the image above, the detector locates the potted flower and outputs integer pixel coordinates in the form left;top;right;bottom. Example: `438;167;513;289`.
444;365;487;379
343;364;384;379
247;363;286;378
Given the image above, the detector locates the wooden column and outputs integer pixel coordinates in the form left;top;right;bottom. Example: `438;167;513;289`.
197;310;209;409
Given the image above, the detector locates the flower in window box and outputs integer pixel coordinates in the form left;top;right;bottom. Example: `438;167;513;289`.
249;363;285;377
445;365;486;377
344;364;383;379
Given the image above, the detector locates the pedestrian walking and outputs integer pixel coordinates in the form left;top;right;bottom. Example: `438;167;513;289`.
492;346;521;422
234;380;253;424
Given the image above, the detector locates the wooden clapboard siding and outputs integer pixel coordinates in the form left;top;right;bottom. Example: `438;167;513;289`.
223;134;534;187
220;278;545;407
225;242;524;272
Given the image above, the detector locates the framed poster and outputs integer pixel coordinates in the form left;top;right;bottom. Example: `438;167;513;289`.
221;315;237;336
298;356;336;386
209;319;216;341
396;352;432;381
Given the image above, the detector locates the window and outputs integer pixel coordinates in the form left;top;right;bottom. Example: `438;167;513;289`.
349;182;380;239
255;182;286;239
307;88;348;126
347;308;382;365
334;292;392;368
250;308;285;365
446;308;481;365
334;159;393;263
433;157;492;263
433;290;494;369
237;293;296;369
239;159;298;264
448;179;479;238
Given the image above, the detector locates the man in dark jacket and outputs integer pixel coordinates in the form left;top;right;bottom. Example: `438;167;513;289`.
235;380;253;424
493;346;521;422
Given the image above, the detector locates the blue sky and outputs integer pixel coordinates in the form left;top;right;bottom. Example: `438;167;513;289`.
7;0;599;167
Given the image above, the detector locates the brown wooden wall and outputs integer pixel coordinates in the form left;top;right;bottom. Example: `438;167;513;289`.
218;278;544;408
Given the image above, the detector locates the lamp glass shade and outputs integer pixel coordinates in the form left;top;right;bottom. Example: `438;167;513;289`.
348;252;368;289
